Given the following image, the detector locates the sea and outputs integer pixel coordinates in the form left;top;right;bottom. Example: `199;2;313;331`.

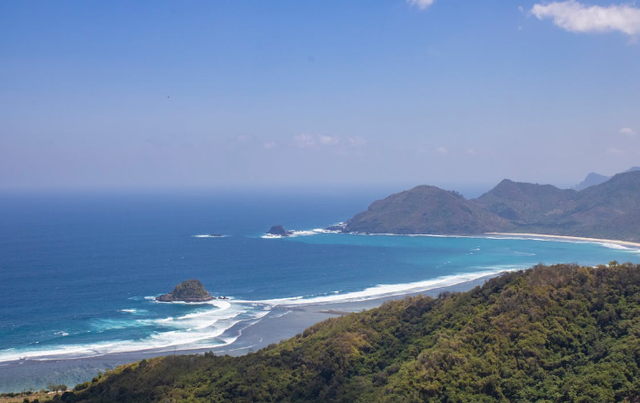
1;189;639;391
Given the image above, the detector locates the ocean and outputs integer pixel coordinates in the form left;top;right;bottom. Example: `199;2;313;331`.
1;189;639;391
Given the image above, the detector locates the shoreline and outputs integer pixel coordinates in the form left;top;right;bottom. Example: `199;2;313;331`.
3;232;639;392
0;274;496;393
326;230;640;250
485;232;640;249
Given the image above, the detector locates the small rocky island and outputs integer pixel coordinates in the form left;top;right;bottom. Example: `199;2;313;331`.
156;279;214;302
267;225;293;237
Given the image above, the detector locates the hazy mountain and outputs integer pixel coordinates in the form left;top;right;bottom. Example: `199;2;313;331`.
343;170;640;241
573;166;640;191
344;185;513;235
474;180;578;224
574;172;610;191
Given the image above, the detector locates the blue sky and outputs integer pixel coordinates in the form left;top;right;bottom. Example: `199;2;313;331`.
1;0;639;192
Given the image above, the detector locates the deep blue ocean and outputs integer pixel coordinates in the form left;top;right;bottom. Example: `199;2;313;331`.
1;190;639;368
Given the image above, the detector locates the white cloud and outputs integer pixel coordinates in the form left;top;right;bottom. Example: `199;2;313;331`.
318;134;340;146
293;134;341;148
225;134;255;149
407;0;437;11
347;137;367;148
620;127;637;138
234;134;253;143
263;141;276;149
293;134;317;148
291;133;368;156
436;146;449;155
607;147;624;155
531;1;640;36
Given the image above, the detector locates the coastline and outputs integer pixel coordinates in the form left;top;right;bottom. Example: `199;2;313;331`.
0;274;495;393
485;232;640;249
4;232;639;393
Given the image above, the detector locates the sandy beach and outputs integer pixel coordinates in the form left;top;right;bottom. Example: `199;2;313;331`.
485;233;640;249
0;275;493;393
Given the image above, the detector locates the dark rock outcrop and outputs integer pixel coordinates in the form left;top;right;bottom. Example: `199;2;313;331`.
156;279;214;302
267;225;292;237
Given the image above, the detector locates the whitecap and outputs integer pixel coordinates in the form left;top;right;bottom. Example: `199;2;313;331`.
261;233;283;239
90;318;155;332
261;226;345;239
235;265;526;307
153;298;232;306
513;251;536;256
599;242;634;251
0;303;269;364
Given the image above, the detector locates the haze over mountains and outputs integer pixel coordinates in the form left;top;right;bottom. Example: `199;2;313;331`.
344;169;640;242
574;167;640;191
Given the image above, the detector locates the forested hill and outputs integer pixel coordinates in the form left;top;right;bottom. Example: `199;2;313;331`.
344;170;640;241
344;185;513;235
65;263;640;402
476;170;640;240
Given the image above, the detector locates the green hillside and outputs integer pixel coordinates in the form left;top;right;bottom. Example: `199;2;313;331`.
345;185;513;234
476;171;640;241
345;171;640;241
474;179;578;225
61;262;640;402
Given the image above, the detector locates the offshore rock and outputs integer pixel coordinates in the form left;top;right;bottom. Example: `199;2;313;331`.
156;279;214;302
267;225;292;237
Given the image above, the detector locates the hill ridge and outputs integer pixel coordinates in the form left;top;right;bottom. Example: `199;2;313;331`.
344;170;640;241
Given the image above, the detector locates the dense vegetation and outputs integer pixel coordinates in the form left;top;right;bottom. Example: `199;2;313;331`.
476;170;640;241
62;262;640;402
345;170;640;241
345;185;513;234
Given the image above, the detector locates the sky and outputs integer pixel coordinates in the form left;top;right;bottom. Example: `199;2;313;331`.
1;0;639;193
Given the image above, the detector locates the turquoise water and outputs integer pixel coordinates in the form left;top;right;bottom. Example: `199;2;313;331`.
0;191;638;372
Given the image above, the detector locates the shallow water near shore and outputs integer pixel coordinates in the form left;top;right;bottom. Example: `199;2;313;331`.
1;190;639;392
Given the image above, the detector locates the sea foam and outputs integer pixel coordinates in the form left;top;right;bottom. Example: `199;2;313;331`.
237;265;526;307
599;242;636;251
0;302;268;363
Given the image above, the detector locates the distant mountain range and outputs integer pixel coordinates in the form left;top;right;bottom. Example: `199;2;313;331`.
574;167;640;191
344;169;640;242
